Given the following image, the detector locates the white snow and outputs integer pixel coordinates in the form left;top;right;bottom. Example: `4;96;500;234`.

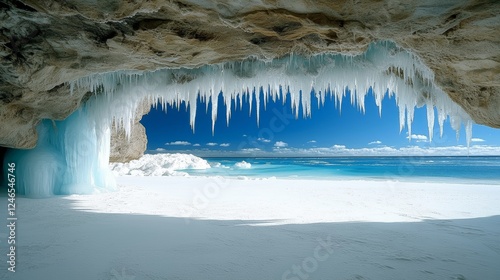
109;153;210;176
234;160;252;168
2;176;499;279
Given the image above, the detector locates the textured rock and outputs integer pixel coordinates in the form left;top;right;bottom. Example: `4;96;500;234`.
109;99;151;162
0;0;499;154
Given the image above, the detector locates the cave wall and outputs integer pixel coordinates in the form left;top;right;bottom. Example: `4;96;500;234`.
0;0;498;156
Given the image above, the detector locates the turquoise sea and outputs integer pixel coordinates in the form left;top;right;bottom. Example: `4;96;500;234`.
182;156;500;183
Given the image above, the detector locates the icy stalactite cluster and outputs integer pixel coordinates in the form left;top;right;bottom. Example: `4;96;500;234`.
5;41;473;197
72;41;473;143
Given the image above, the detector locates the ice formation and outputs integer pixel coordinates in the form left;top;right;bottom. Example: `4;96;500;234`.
4;98;116;197
110;153;211;176
4;41;474;197
71;41;472;140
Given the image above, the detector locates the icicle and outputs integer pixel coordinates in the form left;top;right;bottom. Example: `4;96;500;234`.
248;87;254;117
406;105;415;140
465;120;473;148
211;89;219;135
426;101;435;142
224;91;232;127
256;86;261;126
239;90;243;110
189;91;197;132
399;104;406;133
302;88;312;118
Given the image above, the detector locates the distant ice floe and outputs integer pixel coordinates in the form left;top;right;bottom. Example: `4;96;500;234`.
234;161;252;169
109;153;210;176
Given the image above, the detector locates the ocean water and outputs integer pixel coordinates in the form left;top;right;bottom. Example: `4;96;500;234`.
182;156;500;183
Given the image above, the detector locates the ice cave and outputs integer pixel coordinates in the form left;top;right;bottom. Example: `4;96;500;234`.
2;2;499;279
3;41;474;197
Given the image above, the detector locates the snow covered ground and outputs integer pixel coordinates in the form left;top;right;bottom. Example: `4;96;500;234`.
1;176;499;280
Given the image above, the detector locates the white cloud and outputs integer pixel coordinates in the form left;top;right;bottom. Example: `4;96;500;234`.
193;144;201;147
265;145;500;157
471;138;485;142
165;141;191;146
307;140;317;143
155;148;166;152
332;145;346;149
242;134;247;137
241;148;261;152
220;143;230;147
274;141;288;148
257;138;271;143
152;145;500;158
369;140;382;145
206;142;218;146
406;134;428;142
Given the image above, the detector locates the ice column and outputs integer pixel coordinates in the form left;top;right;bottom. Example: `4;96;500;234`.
4;96;116;197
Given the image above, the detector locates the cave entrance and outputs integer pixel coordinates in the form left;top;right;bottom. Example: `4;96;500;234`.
2;41;487;197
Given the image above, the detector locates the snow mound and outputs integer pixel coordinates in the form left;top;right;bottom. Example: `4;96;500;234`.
110;153;210;176
234;161;252;169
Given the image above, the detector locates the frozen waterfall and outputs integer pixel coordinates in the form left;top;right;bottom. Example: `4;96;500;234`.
4;41;473;197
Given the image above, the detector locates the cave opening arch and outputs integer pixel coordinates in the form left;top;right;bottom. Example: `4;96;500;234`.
2;41;474;197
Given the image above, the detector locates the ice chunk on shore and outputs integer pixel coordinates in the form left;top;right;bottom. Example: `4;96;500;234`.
110;153;211;176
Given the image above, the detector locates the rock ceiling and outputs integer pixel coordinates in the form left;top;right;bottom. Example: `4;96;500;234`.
0;0;498;149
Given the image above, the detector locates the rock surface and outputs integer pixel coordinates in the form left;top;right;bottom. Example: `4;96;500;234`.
0;0;498;156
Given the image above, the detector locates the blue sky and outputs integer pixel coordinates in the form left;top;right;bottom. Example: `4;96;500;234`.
141;90;500;157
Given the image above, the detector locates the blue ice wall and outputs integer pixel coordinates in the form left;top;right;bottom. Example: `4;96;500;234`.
3;98;116;198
